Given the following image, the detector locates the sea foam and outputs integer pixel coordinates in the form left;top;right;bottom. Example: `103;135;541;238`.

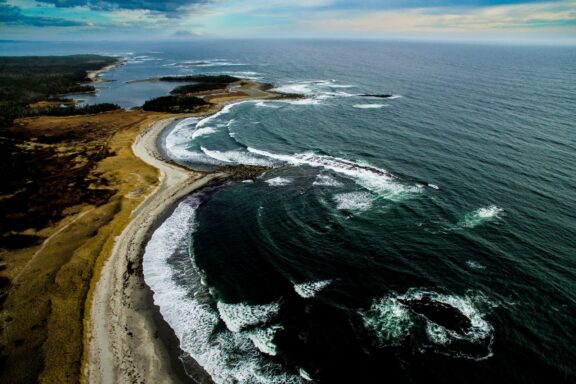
353;104;388;109
333;192;374;212
457;205;504;229
144;196;305;383
362;296;414;346
362;289;495;359
265;177;293;187
293;280;333;298
247;148;420;200
398;289;494;345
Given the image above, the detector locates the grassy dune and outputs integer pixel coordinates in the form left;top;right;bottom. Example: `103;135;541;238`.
0;110;169;383
0;58;297;383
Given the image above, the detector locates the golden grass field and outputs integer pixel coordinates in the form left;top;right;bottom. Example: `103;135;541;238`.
0;79;290;383
0;110;171;383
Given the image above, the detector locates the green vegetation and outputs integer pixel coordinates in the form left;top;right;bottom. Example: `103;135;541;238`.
142;95;208;113
159;74;240;83
0;54;118;128
31;103;120;117
0;55;122;233
0;55;120;200
141;74;241;112
170;82;229;95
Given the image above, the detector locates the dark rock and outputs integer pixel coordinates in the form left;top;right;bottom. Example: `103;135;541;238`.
397;295;472;335
217;165;270;180
359;94;394;98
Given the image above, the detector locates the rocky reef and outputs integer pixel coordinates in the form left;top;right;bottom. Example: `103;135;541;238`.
397;295;472;335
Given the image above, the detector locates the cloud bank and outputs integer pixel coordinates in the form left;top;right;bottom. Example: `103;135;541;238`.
1;0;90;26
37;0;211;16
1;0;574;41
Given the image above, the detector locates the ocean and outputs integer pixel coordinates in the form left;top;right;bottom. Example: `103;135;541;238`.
4;39;575;383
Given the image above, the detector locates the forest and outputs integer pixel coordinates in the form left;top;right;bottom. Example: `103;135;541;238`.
0;55;119;129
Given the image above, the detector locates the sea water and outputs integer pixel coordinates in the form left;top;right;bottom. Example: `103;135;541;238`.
5;39;574;383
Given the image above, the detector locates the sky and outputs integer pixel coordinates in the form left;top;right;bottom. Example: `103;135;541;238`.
1;0;575;43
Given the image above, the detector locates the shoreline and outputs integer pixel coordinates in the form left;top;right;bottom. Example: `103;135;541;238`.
84;79;294;383
86;58;124;83
84;116;224;383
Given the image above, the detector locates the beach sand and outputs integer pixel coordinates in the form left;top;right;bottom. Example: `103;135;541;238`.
83;79;294;384
84;117;222;383
86;59;124;83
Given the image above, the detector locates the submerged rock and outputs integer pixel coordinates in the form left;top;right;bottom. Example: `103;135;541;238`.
397;295;472;335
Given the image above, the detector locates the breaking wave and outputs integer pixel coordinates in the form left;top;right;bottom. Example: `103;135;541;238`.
247;148;421;199
192;127;217;139
272;80;358;105
143;196;304;383
247;325;284;356
333;192;374;212
293;280;333;298
466;260;486;270
265;177;293;187
164;117;221;164
361;289;495;360
256;101;279;108
313;174;344;187
353;104;388;109
217;301;281;333
457;206;504;229
201;147;274;167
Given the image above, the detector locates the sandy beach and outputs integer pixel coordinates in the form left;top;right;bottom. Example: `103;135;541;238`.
81;76;292;383
84;117;222;383
87;59;124;83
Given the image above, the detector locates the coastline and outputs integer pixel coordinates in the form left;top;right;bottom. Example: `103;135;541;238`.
84;116;223;383
84;79;294;383
0;109;172;383
86;58;124;83
0;54;294;383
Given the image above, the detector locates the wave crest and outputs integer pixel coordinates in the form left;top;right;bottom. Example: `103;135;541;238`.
293;280;333;298
457;205;504;229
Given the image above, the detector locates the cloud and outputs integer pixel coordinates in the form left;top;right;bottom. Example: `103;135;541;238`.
0;0;90;26
36;0;211;16
301;1;576;34
318;0;566;11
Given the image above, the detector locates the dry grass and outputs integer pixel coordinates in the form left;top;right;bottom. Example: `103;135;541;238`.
0;110;169;383
0;80;291;383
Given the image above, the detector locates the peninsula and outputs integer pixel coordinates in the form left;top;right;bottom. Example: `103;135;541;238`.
0;55;294;383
